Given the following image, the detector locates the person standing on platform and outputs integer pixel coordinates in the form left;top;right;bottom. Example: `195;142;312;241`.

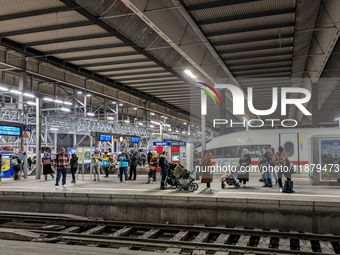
129;149;139;181
147;151;152;165
237;149;252;187
91;148;102;182
149;151;159;184
102;151;110;178
141;151;146;167
269;147;278;185
200;150;213;191
27;157;32;170
11;153;22;181
118;149;130;183
273;146;295;193
54;148;69;189
260;146;272;187
42;153;54;180
159;151;170;190
70;153;78;184
193;149;200;180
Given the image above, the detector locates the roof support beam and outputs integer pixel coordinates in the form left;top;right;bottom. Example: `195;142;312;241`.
218;42;293;55
206;22;295;38
186;0;262;12
0;21;94;37
228;58;292;68
0;6;71;21
118;75;175;82
45;44;126;55
232;64;292;73
212;33;294;47
223;49;292;61
25;33;112;47
108;70;168;78
197;8;295;26
64;52;141;62
78;58;150;68
95;65;160;73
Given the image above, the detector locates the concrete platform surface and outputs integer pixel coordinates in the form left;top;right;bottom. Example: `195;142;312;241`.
0;240;165;255
0;174;339;203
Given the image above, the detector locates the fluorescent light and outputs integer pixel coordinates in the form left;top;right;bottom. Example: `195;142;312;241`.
124;120;130;123
0;86;8;91
168;129;172;131
86;94;91;97
50;128;58;131
176;130;179;133
161;116;164;118
134;108;138;110
184;122;187;125
87;112;95;116
150;112;155;116
23;92;35;98
54;99;63;104
108;117;114;120
43;97;54;102
119;103;123;106
182;131;185;134
10;89;22;95
184;70;197;79
138;122;143;126
60;108;70;112
77;91;83;94
164;117;168;119
26;101;36;106
63;101;72;105
151;121;160;125
150;125;154;128
112;101;117;104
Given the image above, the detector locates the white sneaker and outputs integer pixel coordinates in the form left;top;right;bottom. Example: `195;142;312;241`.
55;186;59;189
62;185;66;188
125;181;128;183
280;188;283;193
203;187;212;191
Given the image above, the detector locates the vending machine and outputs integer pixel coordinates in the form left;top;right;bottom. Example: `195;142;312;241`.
170;142;186;166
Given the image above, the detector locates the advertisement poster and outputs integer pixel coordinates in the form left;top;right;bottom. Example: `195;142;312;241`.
320;139;340;181
77;148;83;162
68;148;77;158
83;148;91;163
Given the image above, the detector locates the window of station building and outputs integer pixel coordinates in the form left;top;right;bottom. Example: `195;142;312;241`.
210;145;271;158
283;141;294;157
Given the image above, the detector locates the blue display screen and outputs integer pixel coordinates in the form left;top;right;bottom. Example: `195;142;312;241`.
0;125;21;136
99;135;111;142
131;137;140;143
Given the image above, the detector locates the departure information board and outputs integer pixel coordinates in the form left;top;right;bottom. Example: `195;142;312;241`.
0;125;21;136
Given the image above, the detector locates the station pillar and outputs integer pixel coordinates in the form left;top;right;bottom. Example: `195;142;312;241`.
311;83;318;128
35;97;42;179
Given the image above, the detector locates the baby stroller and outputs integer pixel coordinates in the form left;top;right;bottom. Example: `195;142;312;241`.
220;172;240;189
173;163;198;192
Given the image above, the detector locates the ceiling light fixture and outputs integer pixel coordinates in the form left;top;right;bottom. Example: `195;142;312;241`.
23;92;35;98
9;89;22;95
60;108;70;112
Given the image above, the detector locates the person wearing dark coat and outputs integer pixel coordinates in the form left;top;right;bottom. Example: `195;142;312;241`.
200;150;213;191
159;151;170;190
70;153;78;184
147;151;152;165
129;150;139;181
237;148;252;187
42;153;54;180
11;153;22;180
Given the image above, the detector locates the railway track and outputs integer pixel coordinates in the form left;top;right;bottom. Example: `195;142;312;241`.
0;212;339;254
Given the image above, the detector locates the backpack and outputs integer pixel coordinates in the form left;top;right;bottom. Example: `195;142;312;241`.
283;180;294;193
11;158;18;166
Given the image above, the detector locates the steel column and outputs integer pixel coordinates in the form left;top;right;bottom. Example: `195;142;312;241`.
35;97;41;179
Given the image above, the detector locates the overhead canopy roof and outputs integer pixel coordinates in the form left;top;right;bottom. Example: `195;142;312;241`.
0;0;340;126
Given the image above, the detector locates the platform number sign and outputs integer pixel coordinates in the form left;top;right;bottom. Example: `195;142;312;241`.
23;125;31;132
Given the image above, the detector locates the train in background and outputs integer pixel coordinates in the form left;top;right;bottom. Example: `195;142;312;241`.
198;127;340;173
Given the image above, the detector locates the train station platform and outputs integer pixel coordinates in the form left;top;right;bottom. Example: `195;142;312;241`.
0;175;340;234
